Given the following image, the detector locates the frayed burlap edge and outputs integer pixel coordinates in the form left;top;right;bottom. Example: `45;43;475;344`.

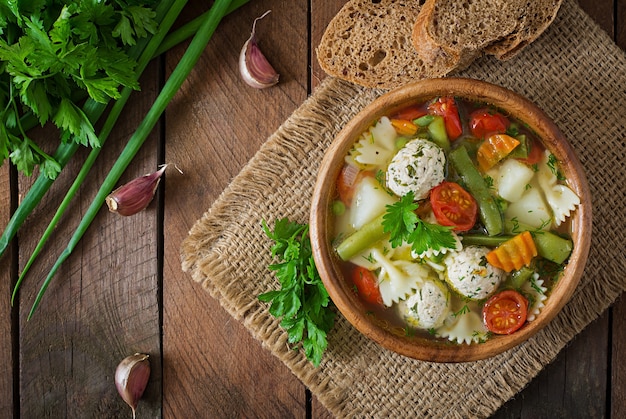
181;0;626;417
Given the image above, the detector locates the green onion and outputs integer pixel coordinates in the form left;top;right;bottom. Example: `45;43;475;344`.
27;0;235;319
12;0;189;303
0;0;176;258
0;1;249;260
155;0;250;56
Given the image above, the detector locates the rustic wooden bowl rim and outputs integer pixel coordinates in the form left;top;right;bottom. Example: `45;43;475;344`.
309;78;592;363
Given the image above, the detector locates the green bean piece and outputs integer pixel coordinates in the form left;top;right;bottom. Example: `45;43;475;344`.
504;266;535;289
415;114;435;126
461;234;512;247
427;116;450;151
508;134;529;159
336;213;387;261
531;231;573;264
449;146;504;236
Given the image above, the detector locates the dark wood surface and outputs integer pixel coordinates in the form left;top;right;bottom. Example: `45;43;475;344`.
1;0;624;417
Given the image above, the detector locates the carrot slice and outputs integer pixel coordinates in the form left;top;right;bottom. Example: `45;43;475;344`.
486;231;538;272
390;118;418;136
477;134;521;172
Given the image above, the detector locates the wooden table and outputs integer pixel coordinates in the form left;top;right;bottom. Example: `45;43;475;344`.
1;0;624;417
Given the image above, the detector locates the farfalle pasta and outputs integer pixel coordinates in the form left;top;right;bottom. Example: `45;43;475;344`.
330;96;581;343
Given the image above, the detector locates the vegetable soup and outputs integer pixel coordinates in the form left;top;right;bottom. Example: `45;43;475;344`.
331;96;580;344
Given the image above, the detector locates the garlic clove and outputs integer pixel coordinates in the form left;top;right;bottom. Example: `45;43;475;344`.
239;10;279;89
106;165;170;216
115;353;150;419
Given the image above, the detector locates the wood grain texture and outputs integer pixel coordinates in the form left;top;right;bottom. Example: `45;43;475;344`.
1;1;624;418
162;1;309;417
0;165;14;415
15;63;163;417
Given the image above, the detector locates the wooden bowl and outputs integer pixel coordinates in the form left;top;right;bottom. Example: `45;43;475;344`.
309;78;592;362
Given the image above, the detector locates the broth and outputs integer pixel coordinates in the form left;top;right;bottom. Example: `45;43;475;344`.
331;96;579;344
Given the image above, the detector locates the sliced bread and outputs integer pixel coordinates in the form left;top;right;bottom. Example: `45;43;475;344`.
316;0;457;89
484;0;564;59
412;0;563;65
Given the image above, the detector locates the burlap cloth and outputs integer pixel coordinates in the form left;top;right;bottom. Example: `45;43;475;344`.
181;0;626;417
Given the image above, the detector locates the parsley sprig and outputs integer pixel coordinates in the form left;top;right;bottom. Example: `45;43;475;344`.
1;0;252;318
0;1;160;177
260;218;336;367
382;191;457;255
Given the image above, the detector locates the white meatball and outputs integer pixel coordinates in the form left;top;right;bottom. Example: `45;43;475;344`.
397;279;450;330
443;246;504;300
386;139;446;200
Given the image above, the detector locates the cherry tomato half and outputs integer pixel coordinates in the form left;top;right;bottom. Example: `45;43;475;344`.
482;290;528;335
351;266;383;305
428;97;463;140
430;182;478;232
469;108;510;139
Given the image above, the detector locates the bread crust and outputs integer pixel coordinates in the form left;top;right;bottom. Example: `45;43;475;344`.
485;0;564;60
316;0;563;88
316;0;451;89
411;0;463;74
412;0;564;63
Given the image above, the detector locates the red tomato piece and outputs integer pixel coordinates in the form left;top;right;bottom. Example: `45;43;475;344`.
516;138;545;166
428;97;463;141
392;104;428;121
482;290;528;335
429;182;478;232
351;266;383;305
469;108;510;139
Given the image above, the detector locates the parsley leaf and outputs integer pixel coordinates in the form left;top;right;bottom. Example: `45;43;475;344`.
0;0;159;178
383;191;419;247
260;218;335;367
382;190;457;255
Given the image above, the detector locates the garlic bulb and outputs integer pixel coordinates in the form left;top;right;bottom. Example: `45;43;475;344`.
115;353;150;419
239;10;279;89
106;164;178;216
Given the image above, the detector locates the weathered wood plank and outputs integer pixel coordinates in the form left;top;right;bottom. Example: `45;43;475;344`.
15;62;163;417
162;1;310;416
612;295;626;417
0;165;14;415
612;4;626;417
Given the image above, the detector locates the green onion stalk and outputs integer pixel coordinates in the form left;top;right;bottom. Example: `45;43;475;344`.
26;0;235;319
11;0;189;302
0;0;249;260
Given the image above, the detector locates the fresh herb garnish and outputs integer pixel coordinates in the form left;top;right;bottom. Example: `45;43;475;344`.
484;175;494;189
453;304;470;317
0;1;160;177
382;191;456;255
259;218;335;367
547;153;565;181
